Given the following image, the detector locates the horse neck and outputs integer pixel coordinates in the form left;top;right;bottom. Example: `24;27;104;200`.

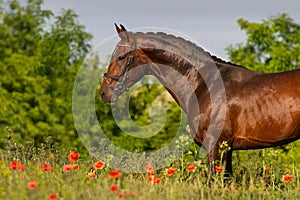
137;36;217;111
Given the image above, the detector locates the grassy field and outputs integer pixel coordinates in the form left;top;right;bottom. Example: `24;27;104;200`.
1;136;300;200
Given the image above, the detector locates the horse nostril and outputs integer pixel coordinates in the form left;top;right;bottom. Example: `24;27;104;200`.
100;90;105;97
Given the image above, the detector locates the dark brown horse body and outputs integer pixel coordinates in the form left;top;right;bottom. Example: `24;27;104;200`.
100;25;300;176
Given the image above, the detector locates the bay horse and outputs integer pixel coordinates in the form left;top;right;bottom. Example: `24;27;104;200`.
99;24;300;177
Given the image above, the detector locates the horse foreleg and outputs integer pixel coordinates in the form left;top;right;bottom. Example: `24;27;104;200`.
207;147;233;179
224;150;233;176
207;149;219;179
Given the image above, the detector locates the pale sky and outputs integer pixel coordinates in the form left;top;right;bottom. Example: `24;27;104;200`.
43;0;300;60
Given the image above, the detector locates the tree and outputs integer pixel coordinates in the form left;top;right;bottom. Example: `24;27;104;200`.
226;14;300;72
0;0;184;152
0;0;93;148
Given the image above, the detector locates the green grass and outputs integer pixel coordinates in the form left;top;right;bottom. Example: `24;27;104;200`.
1;138;300;200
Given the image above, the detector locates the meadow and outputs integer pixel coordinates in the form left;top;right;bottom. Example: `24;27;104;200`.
1;1;300;199
1;129;300;200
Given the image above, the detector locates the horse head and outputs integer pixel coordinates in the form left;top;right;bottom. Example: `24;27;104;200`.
99;24;147;102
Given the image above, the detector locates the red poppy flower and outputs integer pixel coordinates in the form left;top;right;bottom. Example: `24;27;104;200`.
108;170;122;179
283;174;293;183
264;167;270;174
94;161;105;170
42;164;54;172
109;184;119;192
27;181;38;190
215;166;223;173
187;164;196;172
87;170;96;178
118;193;126;199
148;175;161;184
68;152;80;162
9;161;25;171
148;175;155;182
63;164;73;172
9;161;18;171
19;164;25;171
166;167;177;176
73;164;79;170
48;193;59;200
153;177;161;184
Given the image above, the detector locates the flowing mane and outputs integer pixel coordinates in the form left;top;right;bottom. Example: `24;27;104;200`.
135;31;246;70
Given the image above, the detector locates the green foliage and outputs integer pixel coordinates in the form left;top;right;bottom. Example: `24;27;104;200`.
0;0;92;148
226;13;300;72
0;0;183;151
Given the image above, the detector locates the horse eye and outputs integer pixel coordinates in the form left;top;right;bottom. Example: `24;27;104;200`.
117;55;126;61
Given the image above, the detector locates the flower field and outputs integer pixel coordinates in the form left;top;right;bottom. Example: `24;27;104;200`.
2;139;300;199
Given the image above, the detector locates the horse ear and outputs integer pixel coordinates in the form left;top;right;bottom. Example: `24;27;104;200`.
115;23;123;34
114;23;129;41
120;24;127;31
